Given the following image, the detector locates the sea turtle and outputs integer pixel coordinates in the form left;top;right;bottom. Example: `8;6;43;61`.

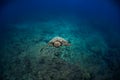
48;36;70;48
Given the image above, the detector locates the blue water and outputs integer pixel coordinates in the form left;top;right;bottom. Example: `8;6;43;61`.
0;0;120;80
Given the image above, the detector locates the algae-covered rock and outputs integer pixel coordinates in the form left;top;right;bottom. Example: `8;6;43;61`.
3;44;91;80
35;56;90;80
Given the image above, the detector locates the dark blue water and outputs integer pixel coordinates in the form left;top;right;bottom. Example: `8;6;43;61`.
0;0;120;80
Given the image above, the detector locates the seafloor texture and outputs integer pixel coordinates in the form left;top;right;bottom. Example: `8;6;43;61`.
0;18;120;80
